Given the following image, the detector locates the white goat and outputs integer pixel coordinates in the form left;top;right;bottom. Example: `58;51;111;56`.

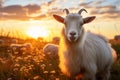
53;9;117;80
43;43;59;58
10;43;33;55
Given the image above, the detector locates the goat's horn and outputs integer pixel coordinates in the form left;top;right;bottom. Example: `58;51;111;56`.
63;8;69;14
78;8;88;14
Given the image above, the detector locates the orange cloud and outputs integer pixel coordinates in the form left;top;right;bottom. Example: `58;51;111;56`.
79;1;120;20
0;4;41;20
0;0;120;21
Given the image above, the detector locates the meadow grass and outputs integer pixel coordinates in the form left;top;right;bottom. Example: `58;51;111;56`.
0;37;120;80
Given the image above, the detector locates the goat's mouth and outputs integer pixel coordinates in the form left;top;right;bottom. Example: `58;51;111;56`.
68;36;77;42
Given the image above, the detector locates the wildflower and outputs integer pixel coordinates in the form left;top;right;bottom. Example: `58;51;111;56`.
49;63;52;66
40;64;46;70
14;63;20;67
7;78;12;80
20;66;26;72
40;59;43;62
13;68;19;71
56;78;60;80
33;76;39;80
43;71;48;74
50;70;56;74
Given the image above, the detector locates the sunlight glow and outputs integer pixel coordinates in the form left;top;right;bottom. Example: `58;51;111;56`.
26;26;49;38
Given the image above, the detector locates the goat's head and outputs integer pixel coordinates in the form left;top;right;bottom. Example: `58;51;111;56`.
53;8;96;42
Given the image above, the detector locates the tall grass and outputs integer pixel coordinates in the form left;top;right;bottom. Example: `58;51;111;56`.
0;36;120;80
0;36;69;80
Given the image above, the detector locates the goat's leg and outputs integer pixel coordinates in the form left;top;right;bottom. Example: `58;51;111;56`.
99;69;110;80
83;72;96;80
83;64;97;80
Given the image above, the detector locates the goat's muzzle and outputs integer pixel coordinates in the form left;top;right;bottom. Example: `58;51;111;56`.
68;31;78;42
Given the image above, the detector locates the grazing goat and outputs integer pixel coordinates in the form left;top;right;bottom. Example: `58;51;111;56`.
43;43;58;58
53;8;117;80
10;43;33;55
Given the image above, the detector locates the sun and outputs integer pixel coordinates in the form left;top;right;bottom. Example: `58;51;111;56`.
26;26;49;38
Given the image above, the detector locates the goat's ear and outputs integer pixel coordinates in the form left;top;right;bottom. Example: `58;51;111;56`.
53;14;64;23
83;16;96;24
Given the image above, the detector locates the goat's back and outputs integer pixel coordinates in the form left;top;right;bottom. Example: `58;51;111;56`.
84;32;115;71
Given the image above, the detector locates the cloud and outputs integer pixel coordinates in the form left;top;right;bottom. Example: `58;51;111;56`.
90;5;116;14
90;5;120;19
1;14;29;20
0;0;4;7
0;0;10;7
47;0;57;6
79;1;120;20
79;1;93;8
1;5;26;15
0;0;61;20
0;0;120;21
79;0;106;9
24;4;41;14
0;4;41;20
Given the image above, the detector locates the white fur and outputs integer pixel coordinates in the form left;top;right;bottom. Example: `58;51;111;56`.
43;43;58;58
53;9;117;80
59;31;116;80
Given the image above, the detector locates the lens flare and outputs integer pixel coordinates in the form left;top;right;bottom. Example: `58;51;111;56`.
26;26;48;38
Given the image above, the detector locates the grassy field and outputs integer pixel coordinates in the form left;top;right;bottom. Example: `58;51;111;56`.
0;37;120;80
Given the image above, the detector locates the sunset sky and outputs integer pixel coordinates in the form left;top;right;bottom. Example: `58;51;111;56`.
0;0;120;39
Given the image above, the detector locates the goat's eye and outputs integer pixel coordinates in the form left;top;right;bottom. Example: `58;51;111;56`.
80;23;83;26
81;22;84;25
79;23;83;29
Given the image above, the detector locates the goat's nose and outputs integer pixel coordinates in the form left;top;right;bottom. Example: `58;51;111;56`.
70;31;76;36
